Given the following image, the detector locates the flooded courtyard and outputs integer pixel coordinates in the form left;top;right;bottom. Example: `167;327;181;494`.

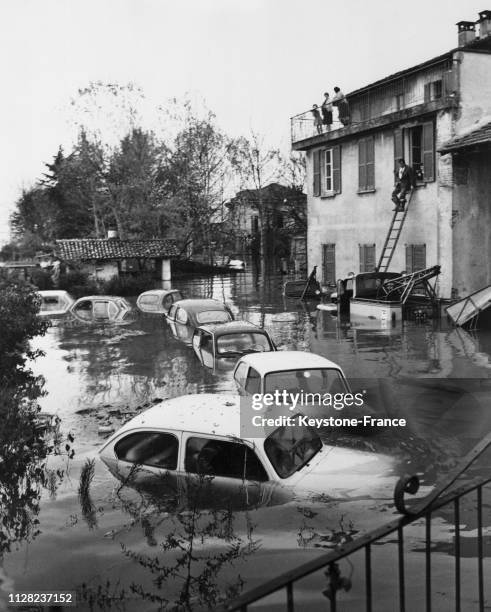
2;272;491;611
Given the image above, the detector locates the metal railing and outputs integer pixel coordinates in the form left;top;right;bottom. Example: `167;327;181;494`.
220;430;491;612
291;59;456;144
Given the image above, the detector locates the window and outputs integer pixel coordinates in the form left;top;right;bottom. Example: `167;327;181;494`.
359;244;376;273
196;309;231;324
115;431;179;469
424;80;443;102
176;307;188;324
234;361;249;388
406;244;426;273
245;367;261;394
264;368;347;395
358;137;375;191
322;244;336;285
184;437;268;481
320;146;341;195
393;124;434;183
251;215;259;234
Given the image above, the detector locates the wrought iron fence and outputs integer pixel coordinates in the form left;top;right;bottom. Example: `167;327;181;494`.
291;59;455;144
220;431;491;612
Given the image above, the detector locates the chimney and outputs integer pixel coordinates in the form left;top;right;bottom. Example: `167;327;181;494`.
456;21;476;46
107;229;118;240
477;10;491;38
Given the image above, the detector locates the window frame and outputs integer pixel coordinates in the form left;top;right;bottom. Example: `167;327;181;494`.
114;430;179;470
359;244;376;273
358;136;375;192
320;145;342;197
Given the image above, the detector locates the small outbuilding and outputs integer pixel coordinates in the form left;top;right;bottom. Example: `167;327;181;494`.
55;235;180;282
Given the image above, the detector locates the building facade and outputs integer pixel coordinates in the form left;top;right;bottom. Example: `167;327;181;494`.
292;12;491;299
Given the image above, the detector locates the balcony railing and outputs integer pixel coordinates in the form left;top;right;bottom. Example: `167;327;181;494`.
291;59;456;144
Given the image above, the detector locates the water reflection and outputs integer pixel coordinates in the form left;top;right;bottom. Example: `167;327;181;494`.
3;271;490;609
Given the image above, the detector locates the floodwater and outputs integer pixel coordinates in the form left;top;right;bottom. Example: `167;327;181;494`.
2;272;491;611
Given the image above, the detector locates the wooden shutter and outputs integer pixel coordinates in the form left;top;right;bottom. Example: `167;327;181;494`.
406;244;426;272
332;145;341;193
366;137;375;189
322;244;336;284
394;128;404;172
358;139;367;190
422;122;435;182
313;150;321;196
424;83;431;103
359;244;375;272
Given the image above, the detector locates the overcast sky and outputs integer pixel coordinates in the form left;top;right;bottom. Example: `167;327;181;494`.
0;0;485;244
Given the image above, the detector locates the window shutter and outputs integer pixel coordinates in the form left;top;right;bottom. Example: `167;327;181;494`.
322;244;336;284
422;122;435;182
320;149;326;194
424;83;431;103
359;244;365;272
366;244;376;272
394;128;404;172
313;150;321;196
358;140;367;190
405;245;412;273
332;145;341;193
366;137;375;189
414;244;426;271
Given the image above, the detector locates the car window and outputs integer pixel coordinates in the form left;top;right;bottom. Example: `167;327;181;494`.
245;367;261;395
234;362;249;387
162;295;173;310
217;332;272;355
140;294;160;308
172;291;184;303
264;368;347;395
264;418;322;478
41;296;61;311
200;332;213;352
196;310;231;324
184;437;267;481
176;307;188;324
75;300;92;311
115;431;178;469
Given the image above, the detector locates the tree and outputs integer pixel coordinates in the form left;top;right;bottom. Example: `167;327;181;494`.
229;133;282;278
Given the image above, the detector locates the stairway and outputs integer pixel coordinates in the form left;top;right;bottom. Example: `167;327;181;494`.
376;189;414;273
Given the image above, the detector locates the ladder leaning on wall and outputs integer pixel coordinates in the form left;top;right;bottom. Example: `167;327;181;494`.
376;188;414;273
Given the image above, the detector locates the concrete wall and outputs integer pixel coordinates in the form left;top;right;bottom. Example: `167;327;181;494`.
451;151;491;296
307;110;454;297
455;51;491;133
82;261;119;281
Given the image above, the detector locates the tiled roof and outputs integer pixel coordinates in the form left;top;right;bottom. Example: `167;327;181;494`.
55;239;179;261
439;122;491;153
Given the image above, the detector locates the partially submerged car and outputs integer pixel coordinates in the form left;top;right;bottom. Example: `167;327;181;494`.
70;295;135;323
136;289;184;314
98;394;395;508
233;350;350;397
192;321;276;370
37;290;74;316
166;298;233;344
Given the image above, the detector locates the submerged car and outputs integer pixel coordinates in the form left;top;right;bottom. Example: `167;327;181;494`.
166;298;233;344
98;394;395;508
70;295;135;323
192;321;276;370
233;350;350;397
37;290;74;316
136;289;184;314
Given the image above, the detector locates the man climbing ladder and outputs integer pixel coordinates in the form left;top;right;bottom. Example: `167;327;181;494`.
391;158;416;212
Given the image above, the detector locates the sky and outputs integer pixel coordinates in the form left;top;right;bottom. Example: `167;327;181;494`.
0;0;485;245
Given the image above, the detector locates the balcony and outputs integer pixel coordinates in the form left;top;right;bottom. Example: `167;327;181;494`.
291;59;458;149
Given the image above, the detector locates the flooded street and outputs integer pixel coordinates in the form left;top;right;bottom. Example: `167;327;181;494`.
3;272;491;611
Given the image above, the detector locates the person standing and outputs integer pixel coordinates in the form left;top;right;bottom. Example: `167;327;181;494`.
311;104;323;134
332;87;351;126
321;92;333;129
391;158;416;211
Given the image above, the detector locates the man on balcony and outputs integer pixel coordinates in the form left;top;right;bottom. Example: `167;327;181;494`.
332;87;350;126
391;158;416;212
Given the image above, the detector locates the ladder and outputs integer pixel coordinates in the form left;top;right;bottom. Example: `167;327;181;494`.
376;188;414;272
380;265;441;304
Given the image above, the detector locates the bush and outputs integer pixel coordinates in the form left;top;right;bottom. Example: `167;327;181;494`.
30;268;54;290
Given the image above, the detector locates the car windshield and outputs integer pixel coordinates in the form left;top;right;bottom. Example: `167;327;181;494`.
216;332;271;355
196;310;231;324
264;418;322;478
264;368;348;396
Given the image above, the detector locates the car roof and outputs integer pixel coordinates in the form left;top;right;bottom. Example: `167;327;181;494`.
37;290;72;297
139;289;181;297
100;394;268;443
237;350;343;375
197;321;262;335
173;298;228;312
73;295;128;301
